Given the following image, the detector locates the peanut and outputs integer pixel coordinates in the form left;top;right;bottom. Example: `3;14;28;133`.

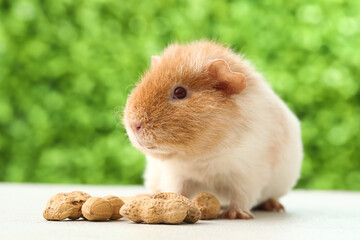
192;192;221;220
120;198;188;224
119;193;153;204
43;191;218;223
81;197;113;221
151;192;201;223
43;191;91;221
103;195;125;220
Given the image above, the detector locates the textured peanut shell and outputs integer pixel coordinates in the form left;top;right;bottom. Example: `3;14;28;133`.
120;198;188;224
152;192;201;223
43;191;91;221
104;195;125;220
192;192;221;220
119;193;153;204
82;197;113;221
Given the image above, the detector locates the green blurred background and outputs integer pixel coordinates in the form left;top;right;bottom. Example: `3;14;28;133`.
0;0;359;189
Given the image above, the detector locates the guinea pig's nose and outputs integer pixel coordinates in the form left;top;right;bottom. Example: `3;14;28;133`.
130;120;143;133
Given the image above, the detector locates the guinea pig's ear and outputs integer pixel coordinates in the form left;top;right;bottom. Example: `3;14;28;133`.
208;59;246;95
151;56;161;68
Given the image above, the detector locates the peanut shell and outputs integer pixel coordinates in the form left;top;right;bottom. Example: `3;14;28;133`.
152;192;201;223
43;191;91;221
192;192;221;220
82;197;113;221
120;198;188;224
104;195;125;220
119;193;152;204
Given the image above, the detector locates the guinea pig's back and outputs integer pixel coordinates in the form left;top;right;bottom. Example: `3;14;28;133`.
235;73;303;203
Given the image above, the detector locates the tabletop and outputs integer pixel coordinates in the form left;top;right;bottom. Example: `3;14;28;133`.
0;183;359;240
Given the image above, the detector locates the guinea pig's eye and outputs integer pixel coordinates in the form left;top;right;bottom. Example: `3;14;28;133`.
173;86;187;100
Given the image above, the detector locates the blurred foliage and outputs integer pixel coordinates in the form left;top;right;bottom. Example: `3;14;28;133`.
0;0;359;189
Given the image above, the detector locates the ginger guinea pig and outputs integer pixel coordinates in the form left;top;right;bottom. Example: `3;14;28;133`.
123;40;303;219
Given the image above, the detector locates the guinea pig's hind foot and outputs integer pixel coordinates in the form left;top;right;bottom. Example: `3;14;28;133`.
218;207;254;220
254;198;285;212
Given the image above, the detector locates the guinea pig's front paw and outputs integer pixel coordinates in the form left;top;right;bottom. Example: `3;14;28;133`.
219;207;254;220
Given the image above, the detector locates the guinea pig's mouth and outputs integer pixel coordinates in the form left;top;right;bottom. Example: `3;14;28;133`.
133;135;175;155
134;134;157;150
142;144;156;150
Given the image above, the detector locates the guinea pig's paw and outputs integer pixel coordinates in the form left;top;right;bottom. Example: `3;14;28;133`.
219;208;254;220
255;198;285;212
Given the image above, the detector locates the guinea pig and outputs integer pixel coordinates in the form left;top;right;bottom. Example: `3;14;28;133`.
123;40;303;219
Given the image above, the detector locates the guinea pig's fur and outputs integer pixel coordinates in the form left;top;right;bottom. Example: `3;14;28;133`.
123;40;303;219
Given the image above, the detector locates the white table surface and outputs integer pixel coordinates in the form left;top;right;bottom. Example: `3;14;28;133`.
0;183;359;240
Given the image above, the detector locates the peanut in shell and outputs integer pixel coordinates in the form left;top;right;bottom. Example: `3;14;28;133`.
81;197;113;221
